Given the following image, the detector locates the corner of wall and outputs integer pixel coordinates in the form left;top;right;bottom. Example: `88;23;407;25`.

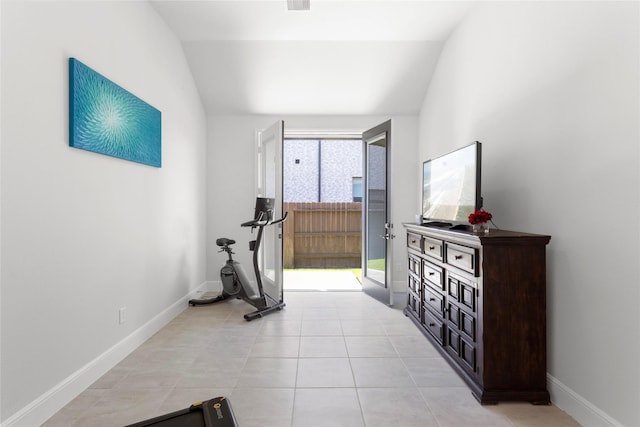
547;374;624;427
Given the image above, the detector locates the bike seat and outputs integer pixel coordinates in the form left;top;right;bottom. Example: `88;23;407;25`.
216;238;235;247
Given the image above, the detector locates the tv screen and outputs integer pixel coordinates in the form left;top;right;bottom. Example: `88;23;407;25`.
422;142;482;224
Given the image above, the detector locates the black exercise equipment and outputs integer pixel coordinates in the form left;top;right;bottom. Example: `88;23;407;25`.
124;396;237;427
189;197;288;321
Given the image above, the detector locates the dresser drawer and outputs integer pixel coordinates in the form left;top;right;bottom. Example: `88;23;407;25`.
407;232;422;252
422;260;444;290
423;309;444;345
445;242;478;276
423;287;444;316
423;237;443;261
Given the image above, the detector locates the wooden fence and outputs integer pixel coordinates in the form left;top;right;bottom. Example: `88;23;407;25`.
283;202;362;268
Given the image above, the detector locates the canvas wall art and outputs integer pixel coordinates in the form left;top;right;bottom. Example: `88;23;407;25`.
69;58;161;167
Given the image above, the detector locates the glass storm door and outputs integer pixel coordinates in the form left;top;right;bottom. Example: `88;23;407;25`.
257;120;284;300
362;120;393;306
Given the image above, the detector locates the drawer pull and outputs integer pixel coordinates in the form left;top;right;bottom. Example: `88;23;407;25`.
411;239;416;244
428;245;435;250
428;272;435;276
429;323;436;327
454;255;464;260
429;298;436;302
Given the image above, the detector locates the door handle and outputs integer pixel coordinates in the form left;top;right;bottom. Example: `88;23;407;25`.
380;223;394;239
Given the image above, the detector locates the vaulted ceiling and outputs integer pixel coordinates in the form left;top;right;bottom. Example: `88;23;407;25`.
150;1;473;115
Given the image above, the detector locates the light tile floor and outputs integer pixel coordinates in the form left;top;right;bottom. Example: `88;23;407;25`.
283;270;362;291
42;291;580;427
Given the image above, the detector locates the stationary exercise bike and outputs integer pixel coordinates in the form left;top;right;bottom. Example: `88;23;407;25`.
189;198;288;321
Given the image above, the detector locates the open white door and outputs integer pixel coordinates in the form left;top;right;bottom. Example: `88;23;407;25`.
362;120;394;306
256;120;284;301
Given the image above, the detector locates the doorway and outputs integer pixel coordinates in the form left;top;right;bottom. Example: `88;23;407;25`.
282;136;363;291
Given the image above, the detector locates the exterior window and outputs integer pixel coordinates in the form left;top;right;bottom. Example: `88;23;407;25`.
352;177;363;202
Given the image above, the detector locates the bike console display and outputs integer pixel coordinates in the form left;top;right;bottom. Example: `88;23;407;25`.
254;197;274;220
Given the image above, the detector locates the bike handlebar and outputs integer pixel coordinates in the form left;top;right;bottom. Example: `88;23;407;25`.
270;211;288;225
241;211;288;228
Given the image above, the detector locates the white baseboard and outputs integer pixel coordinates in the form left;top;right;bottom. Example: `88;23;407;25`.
391;291;406;308
1;282;209;427
547;373;622;427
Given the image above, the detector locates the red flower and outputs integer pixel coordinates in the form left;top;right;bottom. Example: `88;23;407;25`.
468;209;493;225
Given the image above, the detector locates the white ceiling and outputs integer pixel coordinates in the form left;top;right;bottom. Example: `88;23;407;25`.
150;1;474;115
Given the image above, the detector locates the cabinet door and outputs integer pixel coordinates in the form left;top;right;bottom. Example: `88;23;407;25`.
460;337;477;372
406;271;421;321
445;273;479;376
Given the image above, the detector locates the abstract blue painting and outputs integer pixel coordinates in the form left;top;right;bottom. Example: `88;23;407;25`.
69;58;161;167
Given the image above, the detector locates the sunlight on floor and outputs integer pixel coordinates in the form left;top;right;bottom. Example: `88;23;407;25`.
284;270;362;291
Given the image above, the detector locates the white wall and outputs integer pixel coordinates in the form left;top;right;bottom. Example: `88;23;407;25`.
0;1;207;424
418;2;639;426
207;115;418;294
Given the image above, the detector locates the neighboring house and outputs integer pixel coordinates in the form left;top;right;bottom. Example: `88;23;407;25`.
284;139;362;202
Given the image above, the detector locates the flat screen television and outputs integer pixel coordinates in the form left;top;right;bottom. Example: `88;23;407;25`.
422;142;482;226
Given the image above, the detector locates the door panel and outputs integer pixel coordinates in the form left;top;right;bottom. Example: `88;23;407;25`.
257;120;284;301
362;120;393;306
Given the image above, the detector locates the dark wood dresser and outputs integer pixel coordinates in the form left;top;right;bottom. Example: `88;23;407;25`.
404;223;551;405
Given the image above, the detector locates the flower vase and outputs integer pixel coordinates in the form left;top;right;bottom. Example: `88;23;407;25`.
473;222;489;234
